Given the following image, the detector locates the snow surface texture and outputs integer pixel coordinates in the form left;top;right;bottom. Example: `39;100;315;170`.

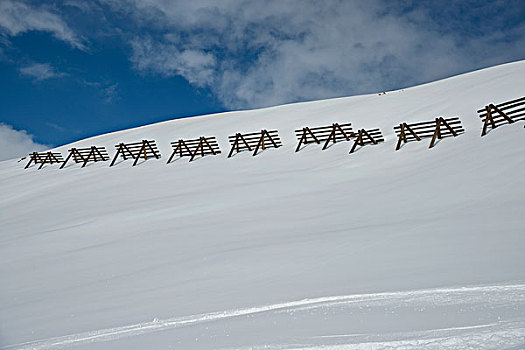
1;61;524;349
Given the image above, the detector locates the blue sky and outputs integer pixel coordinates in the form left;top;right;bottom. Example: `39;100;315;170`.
0;0;524;160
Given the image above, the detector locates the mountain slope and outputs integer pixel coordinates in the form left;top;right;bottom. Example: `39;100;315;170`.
1;61;524;350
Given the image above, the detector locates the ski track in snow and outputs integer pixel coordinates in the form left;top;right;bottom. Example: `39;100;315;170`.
4;283;525;350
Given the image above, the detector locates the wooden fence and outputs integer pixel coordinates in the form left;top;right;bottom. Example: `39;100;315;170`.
394;117;464;150
350;128;385;153
228;129;282;157
295;123;353;152
25;152;64;169
167;136;221;163
478;96;525;136
60;146;109;169
24;95;525;171
110;140;161;167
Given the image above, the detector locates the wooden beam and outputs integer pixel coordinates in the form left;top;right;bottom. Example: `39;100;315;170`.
167;141;182;164
349;130;362;154
38;153;51;169
439;117;457;136
253;130;265;156
82;148;95;168
481;105;496;136
202;137;217;155
322;124;338;150
335;123;351;141
306;127;320;144
133;142;146;166
429;118;441;149
228;134;241;158
263;130;279;148
110;144;124;167
60;150;75;169
395;124;405;151
94;146;107;161
405;124;421;141
295;129;307;152
190;138;204;162
491;104;514;123
144;140;161;159
24;152;38;169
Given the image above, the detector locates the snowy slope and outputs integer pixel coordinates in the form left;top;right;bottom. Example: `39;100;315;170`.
1;61;524;350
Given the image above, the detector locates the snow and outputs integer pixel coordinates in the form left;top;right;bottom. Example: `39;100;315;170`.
1;60;525;349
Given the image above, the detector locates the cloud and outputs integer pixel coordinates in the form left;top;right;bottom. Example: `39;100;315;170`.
102;0;525;109
130;37;216;87
0;123;50;161
80;79;120;103
0;0;86;50
19;62;67;81
2;1;523;110
45;122;67;132
102;83;119;103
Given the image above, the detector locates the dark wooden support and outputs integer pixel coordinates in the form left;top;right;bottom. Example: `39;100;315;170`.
190;138;204;162
110;144;124;167
111;140;159;167
395;123;421;151
60;151;74;169
253;130;266;156
60;146;109;169
491;104;514;124
395;124;406;151
168;140;192;164
39;152;59;169
362;129;377;144
25;152;39;169
429;116;459;148
350;129;378;154
133;141;147;166
228;130;281;157
429;118;442;149
61;149;81;169
395;117;463;151
295;122;353;152
168;136;221;163
295;132;307;152
145;140;160;159
25;151;64;169
322;123;351;150
322;124;337;150
481;106;496;136
253;129;279;156
295;127;320;152
180;140;192;158
350;130;363;154
478;98;525;136
82;148;94;167
91;147;107;166
481;104;513;137
228;133;252;158
228;134;241;158
203;137;217;155
441;117;458;136
39;153;51;169
167;141;181;164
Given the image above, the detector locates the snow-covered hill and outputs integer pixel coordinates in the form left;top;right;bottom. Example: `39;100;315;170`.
1;61;524;350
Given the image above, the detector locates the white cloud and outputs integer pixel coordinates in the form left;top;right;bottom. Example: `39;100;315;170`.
19;62;67;81
0;123;50;161
130;37;216;87
102;83;119;103
0;0;86;50
80;80;120;103
103;0;525;109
